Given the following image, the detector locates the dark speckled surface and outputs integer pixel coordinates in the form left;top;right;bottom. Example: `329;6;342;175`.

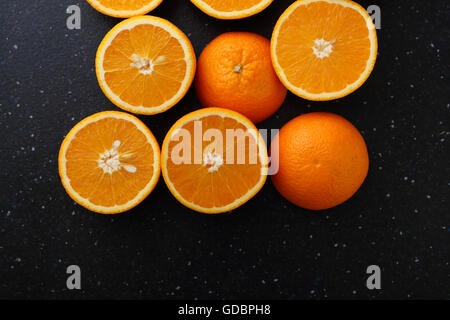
0;0;449;299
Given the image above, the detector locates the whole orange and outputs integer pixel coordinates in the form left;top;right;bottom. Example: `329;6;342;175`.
195;32;287;123
271;112;369;210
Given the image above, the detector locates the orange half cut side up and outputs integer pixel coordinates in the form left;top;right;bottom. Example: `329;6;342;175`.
271;0;378;100
191;0;274;19
58;111;161;214
96;16;196;115
161;108;269;214
87;0;164;18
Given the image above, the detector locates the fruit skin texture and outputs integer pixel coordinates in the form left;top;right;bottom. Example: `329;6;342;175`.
271;112;369;210
196;32;287;123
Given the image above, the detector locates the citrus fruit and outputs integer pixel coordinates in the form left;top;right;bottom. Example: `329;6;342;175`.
58;111;161;214
86;0;163;18
271;112;369;210
96;16;196;115
191;0;274;20
196;32;287;123
161;107;269;214
271;0;378;101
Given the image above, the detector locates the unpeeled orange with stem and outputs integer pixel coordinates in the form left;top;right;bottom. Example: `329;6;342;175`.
59;111;161;214
86;0;164;18
271;112;369;210
161;108;269;214
271;0;378;100
191;0;274;20
196;32;287;123
96;16;196;115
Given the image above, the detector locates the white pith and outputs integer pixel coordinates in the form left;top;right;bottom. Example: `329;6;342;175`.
130;54;154;75
203;152;224;172
312;39;334;59
130;54;167;75
98;140;137;174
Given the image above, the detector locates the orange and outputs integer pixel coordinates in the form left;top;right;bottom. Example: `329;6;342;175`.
161;107;269;214
86;0;163;18
96;16;196;115
270;112;369;210
191;0;274;20
58;111;161;214
196;32;287;123
271;0;378;100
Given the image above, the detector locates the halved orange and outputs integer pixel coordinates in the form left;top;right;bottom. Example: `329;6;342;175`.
96;16;196;115
86;0;163;18
191;0;274;20
271;0;378;101
58;111;161;214
161;108;268;214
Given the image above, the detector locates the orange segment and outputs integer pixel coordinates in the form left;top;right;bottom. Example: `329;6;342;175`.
191;0;274;19
87;0;163;18
271;0;378;100
161;108;268;214
96;16;196;115
58;111;161;214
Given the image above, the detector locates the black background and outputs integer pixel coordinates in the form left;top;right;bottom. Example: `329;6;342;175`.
0;0;449;299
